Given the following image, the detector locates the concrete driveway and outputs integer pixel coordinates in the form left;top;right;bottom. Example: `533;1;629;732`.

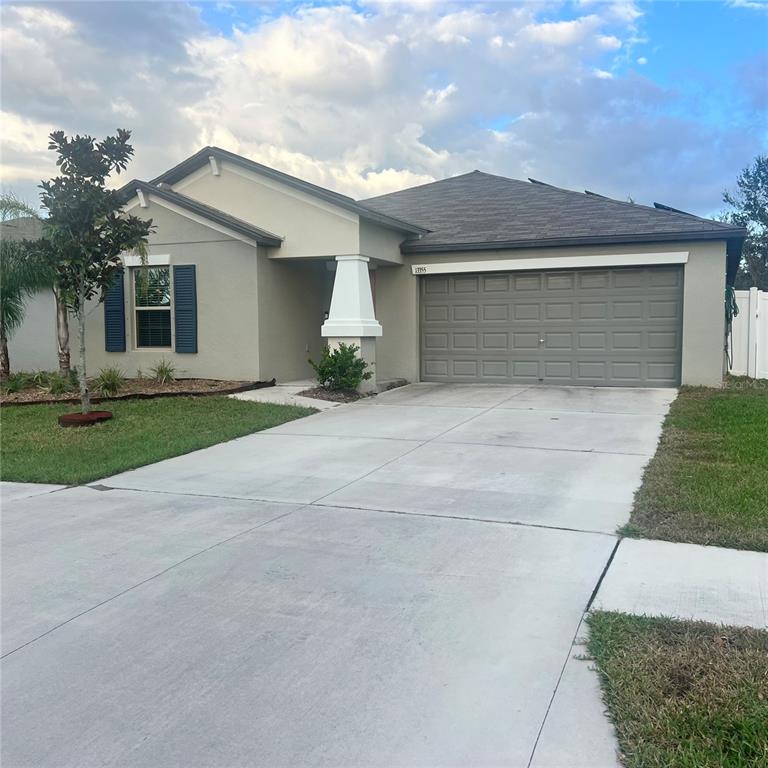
2;384;674;767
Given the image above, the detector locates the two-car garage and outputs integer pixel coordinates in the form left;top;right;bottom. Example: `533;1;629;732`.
420;265;684;387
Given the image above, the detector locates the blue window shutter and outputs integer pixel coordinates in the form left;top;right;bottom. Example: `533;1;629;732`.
104;268;126;352
173;265;197;353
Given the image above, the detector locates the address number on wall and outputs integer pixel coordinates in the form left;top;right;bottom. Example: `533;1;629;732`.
412;265;428;274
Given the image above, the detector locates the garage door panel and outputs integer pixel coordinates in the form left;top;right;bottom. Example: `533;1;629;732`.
421;266;682;386
452;305;478;322
514;303;540;320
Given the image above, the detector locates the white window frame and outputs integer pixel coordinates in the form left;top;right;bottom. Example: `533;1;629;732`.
132;265;174;350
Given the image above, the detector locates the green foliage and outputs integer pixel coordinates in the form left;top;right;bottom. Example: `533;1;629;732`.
2;371;32;393
46;372;75;395
150;359;176;384
723;155;767;290
309;343;372;391
30;370;51;387
93;367;125;397
37;130;154;315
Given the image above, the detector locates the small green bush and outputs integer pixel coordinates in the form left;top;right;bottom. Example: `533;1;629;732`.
309;343;372;391
93;367;125;396
46;373;75;395
150;359;176;384
30;370;51;387
3;371;32;393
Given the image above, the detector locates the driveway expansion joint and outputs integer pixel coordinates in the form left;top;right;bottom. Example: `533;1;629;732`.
1;505;301;661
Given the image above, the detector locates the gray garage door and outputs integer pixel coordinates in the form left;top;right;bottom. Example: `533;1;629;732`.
420;266;683;387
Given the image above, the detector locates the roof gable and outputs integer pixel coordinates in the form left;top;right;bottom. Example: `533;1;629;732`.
121;180;283;247
151;146;427;236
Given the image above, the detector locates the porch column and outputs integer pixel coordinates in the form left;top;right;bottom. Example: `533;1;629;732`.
321;255;382;393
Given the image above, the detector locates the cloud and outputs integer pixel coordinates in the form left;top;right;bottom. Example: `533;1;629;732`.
0;0;763;216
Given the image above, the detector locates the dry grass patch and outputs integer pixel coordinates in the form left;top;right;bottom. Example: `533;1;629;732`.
587;612;768;768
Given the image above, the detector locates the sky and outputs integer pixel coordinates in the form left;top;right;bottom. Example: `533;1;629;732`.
1;0;766;217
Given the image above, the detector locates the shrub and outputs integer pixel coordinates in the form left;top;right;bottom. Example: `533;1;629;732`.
2;371;32;394
150;359;176;385
93;367;125;397
309;343;372;391
46;373;75;395
30;370;51;387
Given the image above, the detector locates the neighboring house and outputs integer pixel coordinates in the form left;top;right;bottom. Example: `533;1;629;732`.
0;216;59;373
87;146;745;388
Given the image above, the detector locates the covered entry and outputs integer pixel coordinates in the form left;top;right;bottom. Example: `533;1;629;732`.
420;265;684;387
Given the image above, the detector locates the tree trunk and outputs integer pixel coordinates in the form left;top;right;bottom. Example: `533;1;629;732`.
77;281;90;414
0;324;9;383
54;288;70;377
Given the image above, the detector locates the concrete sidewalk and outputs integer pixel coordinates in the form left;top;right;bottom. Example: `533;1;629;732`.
593;538;768;629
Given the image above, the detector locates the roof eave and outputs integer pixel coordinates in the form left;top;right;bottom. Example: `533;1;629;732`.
402;228;747;254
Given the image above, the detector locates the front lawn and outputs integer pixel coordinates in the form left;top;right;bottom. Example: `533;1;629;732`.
0;397;315;485
587;611;768;768
625;378;768;551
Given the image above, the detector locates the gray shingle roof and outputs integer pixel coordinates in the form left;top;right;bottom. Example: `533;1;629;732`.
359;171;745;253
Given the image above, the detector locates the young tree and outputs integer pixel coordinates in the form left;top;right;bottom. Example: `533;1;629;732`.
0;194;52;381
723;155;768;290
39;129;153;413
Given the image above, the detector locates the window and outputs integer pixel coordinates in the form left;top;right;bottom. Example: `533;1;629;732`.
133;267;172;347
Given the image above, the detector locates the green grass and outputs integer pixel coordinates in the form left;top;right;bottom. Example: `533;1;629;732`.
0;396;315;485
624;378;768;551
587;611;768;768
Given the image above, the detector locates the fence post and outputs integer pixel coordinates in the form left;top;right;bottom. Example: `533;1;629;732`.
747;287;759;379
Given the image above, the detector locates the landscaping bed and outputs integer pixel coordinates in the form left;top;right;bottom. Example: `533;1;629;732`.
0;396;315;485
297;386;365;403
587;611;768;768
625;376;768;552
1;375;269;406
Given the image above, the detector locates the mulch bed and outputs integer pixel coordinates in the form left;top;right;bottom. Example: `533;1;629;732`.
297;387;365;403
1;378;275;407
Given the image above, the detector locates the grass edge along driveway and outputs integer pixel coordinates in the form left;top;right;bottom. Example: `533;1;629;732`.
623;378;768;552
1;396;316;485
587;611;768;768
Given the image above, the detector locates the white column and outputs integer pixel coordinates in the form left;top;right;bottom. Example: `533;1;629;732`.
321;255;381;392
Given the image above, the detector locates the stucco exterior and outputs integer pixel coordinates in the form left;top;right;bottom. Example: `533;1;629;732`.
8;289;59;372
374;240;727;387
170;161;361;260
85;201;262;381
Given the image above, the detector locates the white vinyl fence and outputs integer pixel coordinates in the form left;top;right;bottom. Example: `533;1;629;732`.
729;288;768;379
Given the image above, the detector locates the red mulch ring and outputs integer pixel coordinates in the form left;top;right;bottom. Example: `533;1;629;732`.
58;410;113;428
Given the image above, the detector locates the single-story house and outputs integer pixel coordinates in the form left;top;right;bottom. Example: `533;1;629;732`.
85;146;745;388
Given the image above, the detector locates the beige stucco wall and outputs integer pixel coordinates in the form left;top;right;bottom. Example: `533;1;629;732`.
85;201;261;380
172;161;361;259
256;256;331;382
359;220;405;265
8;289;59;372
374;240;728;387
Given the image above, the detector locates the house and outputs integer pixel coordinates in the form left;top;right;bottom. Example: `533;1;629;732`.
85;146;746;389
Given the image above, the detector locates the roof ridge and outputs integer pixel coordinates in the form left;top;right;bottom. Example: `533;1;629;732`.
360;170;506;203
